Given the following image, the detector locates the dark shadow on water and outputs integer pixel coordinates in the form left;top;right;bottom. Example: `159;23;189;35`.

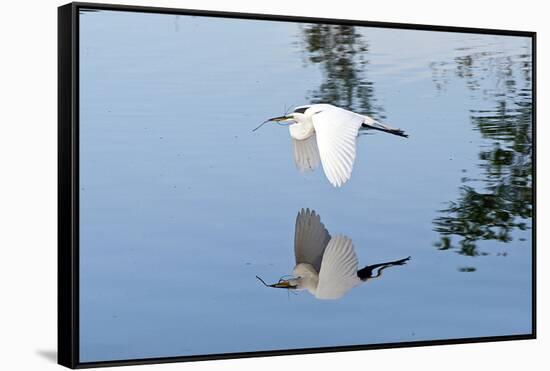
431;42;533;262
36;349;57;363
298;24;385;120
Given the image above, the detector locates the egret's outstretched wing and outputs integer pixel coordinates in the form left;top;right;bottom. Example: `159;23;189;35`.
316;234;360;300
292;135;321;172
294;208;331;272
312;106;364;187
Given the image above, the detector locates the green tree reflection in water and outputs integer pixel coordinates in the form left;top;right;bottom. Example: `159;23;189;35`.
299;24;385;120
431;42;533;260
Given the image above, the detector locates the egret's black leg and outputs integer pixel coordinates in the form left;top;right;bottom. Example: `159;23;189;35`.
361;123;409;138
357;256;411;281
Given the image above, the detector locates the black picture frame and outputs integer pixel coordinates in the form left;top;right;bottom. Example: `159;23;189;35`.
58;2;537;368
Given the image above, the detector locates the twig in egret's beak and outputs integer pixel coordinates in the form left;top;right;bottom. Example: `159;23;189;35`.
255;275;270;287
252;115;292;132
252;120;271;132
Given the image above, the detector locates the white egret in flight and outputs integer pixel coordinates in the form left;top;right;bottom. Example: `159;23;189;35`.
257;208;411;300
255;104;407;187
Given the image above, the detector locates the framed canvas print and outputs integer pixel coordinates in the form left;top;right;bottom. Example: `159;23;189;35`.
58;2;536;368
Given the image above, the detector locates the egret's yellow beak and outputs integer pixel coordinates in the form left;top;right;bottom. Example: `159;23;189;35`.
269;280;293;289
266;115;292;122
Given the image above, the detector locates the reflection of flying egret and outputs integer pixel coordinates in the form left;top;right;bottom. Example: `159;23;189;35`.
256;104;408;187
258;208;410;300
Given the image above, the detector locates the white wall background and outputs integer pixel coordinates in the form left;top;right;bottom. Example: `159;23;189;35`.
0;0;546;370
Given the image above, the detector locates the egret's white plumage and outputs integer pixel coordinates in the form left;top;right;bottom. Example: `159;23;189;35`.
315;235;361;299
262;208;411;300
293;207;330;272
261;104;407;187
292;135;320;173
291;208;360;299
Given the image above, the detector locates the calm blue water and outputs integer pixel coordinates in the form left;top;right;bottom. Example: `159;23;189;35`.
78;9;533;362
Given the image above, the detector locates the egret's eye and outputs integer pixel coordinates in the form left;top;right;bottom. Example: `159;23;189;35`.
293;107;308;114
